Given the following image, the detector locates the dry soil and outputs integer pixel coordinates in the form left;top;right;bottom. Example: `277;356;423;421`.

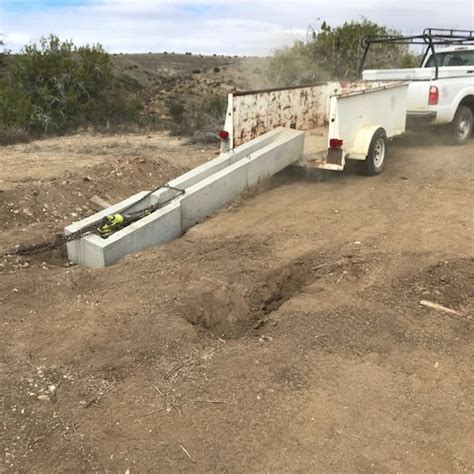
0;130;473;472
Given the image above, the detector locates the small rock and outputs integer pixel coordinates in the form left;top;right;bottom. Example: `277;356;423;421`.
12;288;19;292
83;176;92;182
37;394;49;401
434;361;440;369
354;241;361;245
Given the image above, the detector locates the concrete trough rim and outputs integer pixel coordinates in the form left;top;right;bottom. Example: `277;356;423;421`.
183;131;296;197
65;190;150;234
76;199;182;248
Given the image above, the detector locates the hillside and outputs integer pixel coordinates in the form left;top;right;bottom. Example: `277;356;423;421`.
112;53;270;127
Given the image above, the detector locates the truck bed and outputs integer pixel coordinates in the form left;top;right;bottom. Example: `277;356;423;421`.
363;66;473;81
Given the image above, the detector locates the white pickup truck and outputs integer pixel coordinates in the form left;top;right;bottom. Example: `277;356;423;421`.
362;29;474;144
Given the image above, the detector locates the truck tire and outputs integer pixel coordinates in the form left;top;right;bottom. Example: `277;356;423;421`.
451;106;472;145
361;128;387;176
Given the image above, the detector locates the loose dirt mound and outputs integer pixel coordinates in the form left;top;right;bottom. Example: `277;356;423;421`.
401;257;474;311
0;132;217;265
0;156;182;229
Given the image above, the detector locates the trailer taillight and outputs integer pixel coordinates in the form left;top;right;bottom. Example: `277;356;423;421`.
219;130;229;140
329;138;343;149
428;86;439;105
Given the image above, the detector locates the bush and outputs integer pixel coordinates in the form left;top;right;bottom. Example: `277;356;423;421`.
200;95;227;120
268;19;420;86
0;40;9;71
268;40;326;86
169;95;227;140
0;35;142;143
168;101;185;122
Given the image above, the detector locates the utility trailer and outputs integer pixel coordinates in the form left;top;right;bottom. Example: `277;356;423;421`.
219;81;408;175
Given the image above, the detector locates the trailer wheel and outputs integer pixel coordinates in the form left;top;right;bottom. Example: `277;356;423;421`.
450;106;472;145
361;128;387;176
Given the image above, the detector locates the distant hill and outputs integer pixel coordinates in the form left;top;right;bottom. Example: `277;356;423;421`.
112;52;269;89
111;53;270;129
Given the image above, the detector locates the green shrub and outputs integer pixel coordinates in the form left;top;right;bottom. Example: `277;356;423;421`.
267;41;326;86
168;101;185;123
268;19;420;86
0;35;142;143
169;94;227;140
200;95;227;120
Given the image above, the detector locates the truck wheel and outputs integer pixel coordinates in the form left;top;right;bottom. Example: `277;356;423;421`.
451;106;472;145
361;128;387;176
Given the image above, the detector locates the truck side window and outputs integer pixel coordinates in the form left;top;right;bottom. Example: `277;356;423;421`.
425;51;474;68
447;56;466;66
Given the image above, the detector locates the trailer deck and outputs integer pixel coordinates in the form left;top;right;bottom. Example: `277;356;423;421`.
303;127;329;164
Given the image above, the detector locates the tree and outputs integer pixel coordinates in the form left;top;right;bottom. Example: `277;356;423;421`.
268;19;420;86
0;38;9;70
267;40;323;86
0;35;142;141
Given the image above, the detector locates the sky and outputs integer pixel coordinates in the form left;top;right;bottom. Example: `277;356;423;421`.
1;0;473;55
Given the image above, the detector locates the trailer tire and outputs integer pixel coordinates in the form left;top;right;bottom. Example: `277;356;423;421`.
450;106;472;145
361;128;387;176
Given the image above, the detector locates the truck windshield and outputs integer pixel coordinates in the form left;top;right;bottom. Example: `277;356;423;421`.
425;50;474;67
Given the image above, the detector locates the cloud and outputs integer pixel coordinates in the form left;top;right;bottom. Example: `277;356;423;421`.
1;0;473;54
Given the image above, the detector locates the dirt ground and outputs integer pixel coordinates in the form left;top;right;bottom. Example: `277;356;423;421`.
0;132;217;257
0;131;473;472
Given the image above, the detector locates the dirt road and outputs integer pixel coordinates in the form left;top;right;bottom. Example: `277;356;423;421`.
1;133;473;472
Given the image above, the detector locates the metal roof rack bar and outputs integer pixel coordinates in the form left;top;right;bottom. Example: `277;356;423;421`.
359;27;474;79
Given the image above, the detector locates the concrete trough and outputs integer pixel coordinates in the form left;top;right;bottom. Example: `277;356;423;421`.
150;127;288;205
65;127;304;268
180;130;304;229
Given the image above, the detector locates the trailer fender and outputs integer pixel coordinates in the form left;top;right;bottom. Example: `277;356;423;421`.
348;126;384;160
